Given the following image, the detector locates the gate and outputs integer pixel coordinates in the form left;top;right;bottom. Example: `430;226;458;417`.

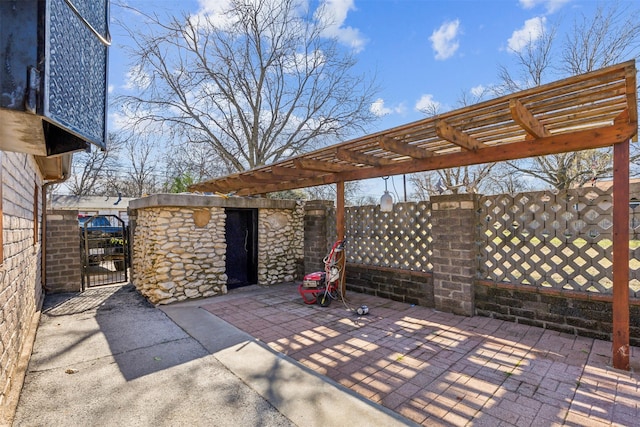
80;214;129;289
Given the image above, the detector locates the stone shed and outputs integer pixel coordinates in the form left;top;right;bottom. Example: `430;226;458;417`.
129;194;304;305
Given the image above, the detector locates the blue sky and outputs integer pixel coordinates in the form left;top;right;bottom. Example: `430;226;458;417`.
107;0;623;198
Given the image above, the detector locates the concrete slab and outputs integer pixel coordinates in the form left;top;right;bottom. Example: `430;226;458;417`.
12;285;295;427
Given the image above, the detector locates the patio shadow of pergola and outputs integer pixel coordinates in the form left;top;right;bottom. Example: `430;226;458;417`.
200;283;640;426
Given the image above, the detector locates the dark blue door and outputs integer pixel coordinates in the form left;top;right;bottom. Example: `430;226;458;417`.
225;209;258;289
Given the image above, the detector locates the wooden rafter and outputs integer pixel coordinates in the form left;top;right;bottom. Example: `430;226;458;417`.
336;148;396;166
229;174;279;186
435;120;487;151
510;98;551;138
293;158;352;173
379;136;432;159
271;165;318;178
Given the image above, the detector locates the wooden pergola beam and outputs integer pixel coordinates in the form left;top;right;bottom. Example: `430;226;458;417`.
336;148;396;166
337;112;635;182
510;98;551;138
271;165;319;179
234;175;327;196
293;158;352;173
237;174;279;184
208;112;636;195
379;136;432;159
227;114;636;195
435;120;487;151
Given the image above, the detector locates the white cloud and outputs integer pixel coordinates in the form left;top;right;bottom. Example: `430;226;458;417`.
429;19;461;60
123;64;151;91
470;85;485;98
195;0;234;28
370;98;391;116
508;16;546;53
108;85;114;94
317;0;366;52
370;98;405;117
519;0;570;14
194;0;365;51
415;94;441;115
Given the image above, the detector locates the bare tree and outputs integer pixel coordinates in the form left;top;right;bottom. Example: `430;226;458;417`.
67;133;123;196
498;1;640;189
410;164;495;199
561;2;640;75
161;142;227;193
118;135;160;197
303;181;372;206
483;163;534;195
117;0;377;175
496;21;559;94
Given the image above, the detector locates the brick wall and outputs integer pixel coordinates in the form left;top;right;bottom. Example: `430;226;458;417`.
346;263;434;306
304;200;334;273
430;194;478;316
45;210;81;292
475;282;640;346
0;151;43;419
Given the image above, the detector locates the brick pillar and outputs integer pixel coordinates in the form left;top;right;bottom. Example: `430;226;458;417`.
304;200;333;273
431;194;479;316
45;210;82;292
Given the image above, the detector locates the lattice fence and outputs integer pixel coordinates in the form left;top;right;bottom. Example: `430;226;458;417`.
345;201;432;271
478;187;640;297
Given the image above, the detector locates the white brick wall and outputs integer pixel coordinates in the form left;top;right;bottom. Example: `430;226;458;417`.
0;151;43;414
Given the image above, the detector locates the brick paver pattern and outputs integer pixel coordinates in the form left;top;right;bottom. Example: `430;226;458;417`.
201;284;640;426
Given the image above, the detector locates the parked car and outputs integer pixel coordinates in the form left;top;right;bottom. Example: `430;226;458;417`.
79;215;126;270
78;215;124;238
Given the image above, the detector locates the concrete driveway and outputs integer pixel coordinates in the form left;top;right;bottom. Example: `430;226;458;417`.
11;284;413;427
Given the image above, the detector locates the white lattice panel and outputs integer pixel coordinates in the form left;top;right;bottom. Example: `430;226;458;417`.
478;188;640;297
345;202;432;272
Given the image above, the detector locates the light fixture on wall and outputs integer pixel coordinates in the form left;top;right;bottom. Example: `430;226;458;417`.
380;176;393;212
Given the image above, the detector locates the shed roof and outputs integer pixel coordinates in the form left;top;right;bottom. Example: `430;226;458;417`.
190;60;638;196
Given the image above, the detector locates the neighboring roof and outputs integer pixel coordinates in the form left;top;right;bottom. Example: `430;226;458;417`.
578;178;640;191
51;195;134;210
189;60;638;196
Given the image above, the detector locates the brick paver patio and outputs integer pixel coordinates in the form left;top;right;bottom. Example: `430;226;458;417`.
201;283;640;426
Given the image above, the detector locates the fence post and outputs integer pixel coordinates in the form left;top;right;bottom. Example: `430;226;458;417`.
431;194;479;316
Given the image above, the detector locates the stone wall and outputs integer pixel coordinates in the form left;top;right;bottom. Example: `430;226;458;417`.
44;210;81;292
129;194;303;305
0;151;43;418
131;206;227;305
258;203;304;285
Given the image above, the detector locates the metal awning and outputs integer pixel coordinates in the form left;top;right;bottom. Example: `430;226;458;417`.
190;60;637;195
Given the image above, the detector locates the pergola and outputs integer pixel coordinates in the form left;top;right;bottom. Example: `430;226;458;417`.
190;60;638;370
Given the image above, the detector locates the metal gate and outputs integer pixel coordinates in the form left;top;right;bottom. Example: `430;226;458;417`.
80;214;129;289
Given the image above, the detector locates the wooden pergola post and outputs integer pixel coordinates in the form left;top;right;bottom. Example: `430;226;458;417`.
612;139;630;370
336;181;346;298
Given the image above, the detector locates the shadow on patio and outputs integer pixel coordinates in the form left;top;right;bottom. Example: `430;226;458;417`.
201;283;640;426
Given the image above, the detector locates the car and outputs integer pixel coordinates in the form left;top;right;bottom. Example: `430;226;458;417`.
79;215;126;270
78;215;124;238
